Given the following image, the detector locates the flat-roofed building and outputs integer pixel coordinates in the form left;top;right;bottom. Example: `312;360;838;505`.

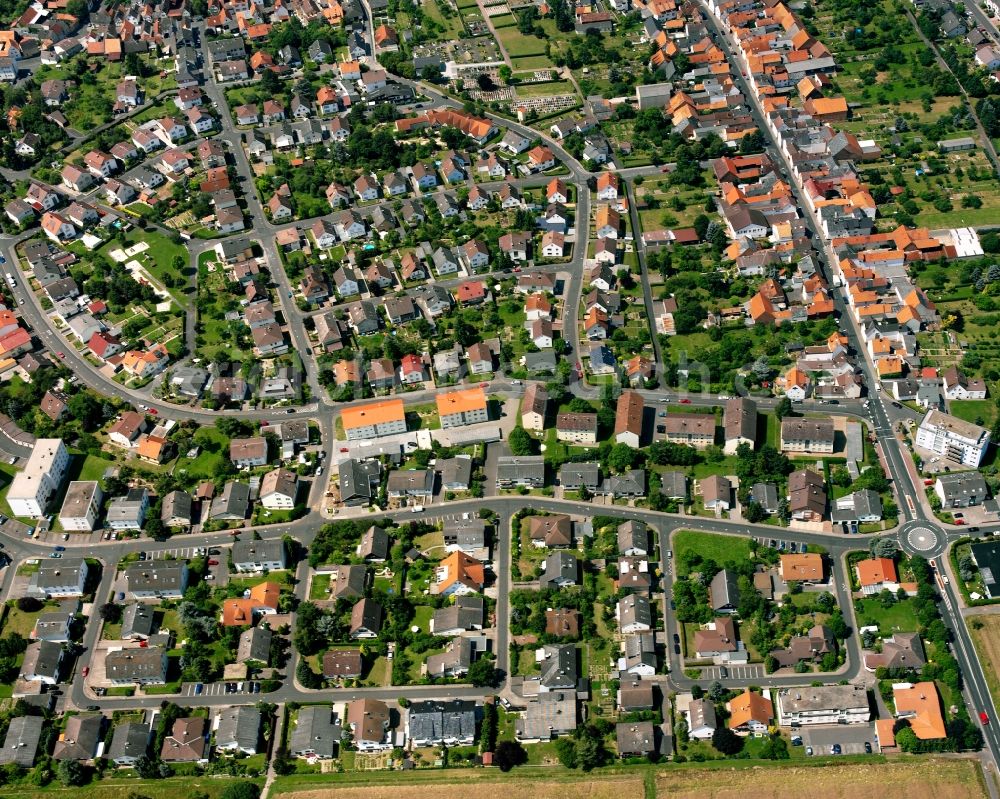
776;684;870;726
342;399;407;440
8;438;70;517
59;480;103;531
916;409;991;467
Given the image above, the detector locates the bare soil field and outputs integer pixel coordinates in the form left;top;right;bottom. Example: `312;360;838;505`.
279;777;644;799
655;760;985;799
969;614;1000;711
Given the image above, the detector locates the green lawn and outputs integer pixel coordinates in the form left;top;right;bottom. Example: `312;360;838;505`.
0;777;260;799
412;604;434;634
175;427;230;484
854;596;920;634
949;400;997;428
98;229;189;307
673;529;752;576
309;573;333;600
75;453;117;482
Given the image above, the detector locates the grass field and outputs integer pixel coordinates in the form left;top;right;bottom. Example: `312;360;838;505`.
0;777;259;799
495;27;548;57
854;596;920;634
273;759;985;799
949;400;997;428
673;529;752;575
511;55;555;70
969;614;1000;712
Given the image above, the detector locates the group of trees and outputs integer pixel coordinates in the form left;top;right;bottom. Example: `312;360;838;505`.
554;722;612;771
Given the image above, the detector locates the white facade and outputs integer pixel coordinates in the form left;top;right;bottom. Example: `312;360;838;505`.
8;439;70;518
915;409;990;468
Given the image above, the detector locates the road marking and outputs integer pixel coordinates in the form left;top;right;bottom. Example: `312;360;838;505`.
906;525;939;553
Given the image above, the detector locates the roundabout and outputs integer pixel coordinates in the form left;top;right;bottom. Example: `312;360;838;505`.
900;521;945;556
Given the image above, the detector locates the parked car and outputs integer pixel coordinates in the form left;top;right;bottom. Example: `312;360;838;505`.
81;666;89;677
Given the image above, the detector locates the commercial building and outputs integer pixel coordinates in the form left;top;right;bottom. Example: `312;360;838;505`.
7;438;70;517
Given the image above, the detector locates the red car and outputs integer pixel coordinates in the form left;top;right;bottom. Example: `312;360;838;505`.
340;447;349;453
480;382;489;388
148;408;158;415
981;712;990;725
954;519;965;525
208;559;219;566
261;421;269;427
679;398;691;404
81;666;89;677
57;351;65;358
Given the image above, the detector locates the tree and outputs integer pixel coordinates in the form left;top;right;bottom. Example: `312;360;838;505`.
498;65;513;84
100;603;123;623
744;501;766;523
607;443;637;474
57;759;86;787
493;740;528;771
468;657;500;687
16;596;42;613
870;536;898;558
508;425;534;456
775;397;792;420
132;755;160;779
554;736;578;768
712;726;744;755
220;782;262;799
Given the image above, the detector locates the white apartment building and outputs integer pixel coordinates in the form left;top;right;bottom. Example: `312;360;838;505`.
915;409;990;468
58;481;103;531
776;685;870;726
8;439;70;518
341;400;407;441
437;388;489;430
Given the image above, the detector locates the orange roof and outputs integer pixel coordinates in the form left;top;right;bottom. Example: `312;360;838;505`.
437;551;485;593
893;682;947;739
137;434;167;461
876;356;904;377
728;689;773;729
806;97;848;116
780;553;823;581
341;399;405;430
875;718;896;749
784;365;809;389
748;292;775;322
856;557;898;587
436;387;487;416
222;581;280;626
596;172;618;191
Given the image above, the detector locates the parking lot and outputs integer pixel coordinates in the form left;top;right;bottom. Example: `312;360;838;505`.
701;664;765;680
181;680;261;697
801;723;876;755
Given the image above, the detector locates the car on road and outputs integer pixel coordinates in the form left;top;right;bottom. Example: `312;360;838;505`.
674;643;681;654
86;705;100;711
891;401;902;409
117;592;125;600
831;744;842;755
315;467;323;476
679;398;691;404
54;545;65;551
864;742;872;753
673;633;680;644
658;411;667;417
138;551;147;561
50;552;62;558
969;526;980;533
208;559;219;566
981;711;990;725
953;512;964;519
57;351;64;358
148;408;158;415
81;666;89;677
806;747;814;756
286;408;295;414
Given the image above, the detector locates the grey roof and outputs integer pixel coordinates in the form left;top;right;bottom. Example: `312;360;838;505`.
358;526;391;560
122;603;156;638
437;456;473;489
710;568;740;611
539;643;578;690
386;468;434;495
232;539;286;566
53;714;103;761
623;632;657;672
20;639;62;681
751;482;779;511
105;647;165;681
617;720;657;756
660;471;687;499
237;626;272;664
331;564;368;599
407;699;477;744
109;722;149;762
124;562;187;594
688;697;717;732
290;706;340;758
524;351;558;373
540;551;581;587
34;557;87;591
161;490;193;524
517;691;577;739
604;469;646;496
0;716;43;767
215;706;261;752
339;458;381;503
210;481;250;519
443;518;486;549
431;595;484;634
618;593;652;630
617;520;649;554
559;461;601;489
497;455;545;484
936;471;988;502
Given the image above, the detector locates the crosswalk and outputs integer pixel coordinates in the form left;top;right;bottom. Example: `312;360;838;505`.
701;664;764;681
154;546;225;560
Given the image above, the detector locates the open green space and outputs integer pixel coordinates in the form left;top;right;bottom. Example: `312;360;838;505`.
673;530;752;576
854;596;920;634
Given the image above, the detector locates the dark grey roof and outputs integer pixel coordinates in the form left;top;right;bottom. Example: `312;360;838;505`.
237;626;272;664
540;551;580;587
936;471;988;502
431;596;483;634
109;722;149;762
53;714;103;761
539;644;578;690
709;568;740;611
339;459;381;503
558;461;601;489
215;706;261;752
289;706;340;758
122;603;155;638
617;593;652;629
161;490;193;524
617;520;649;554
0;716;43;767
407;700;477;744
210;481;250;519
660;471;687;499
